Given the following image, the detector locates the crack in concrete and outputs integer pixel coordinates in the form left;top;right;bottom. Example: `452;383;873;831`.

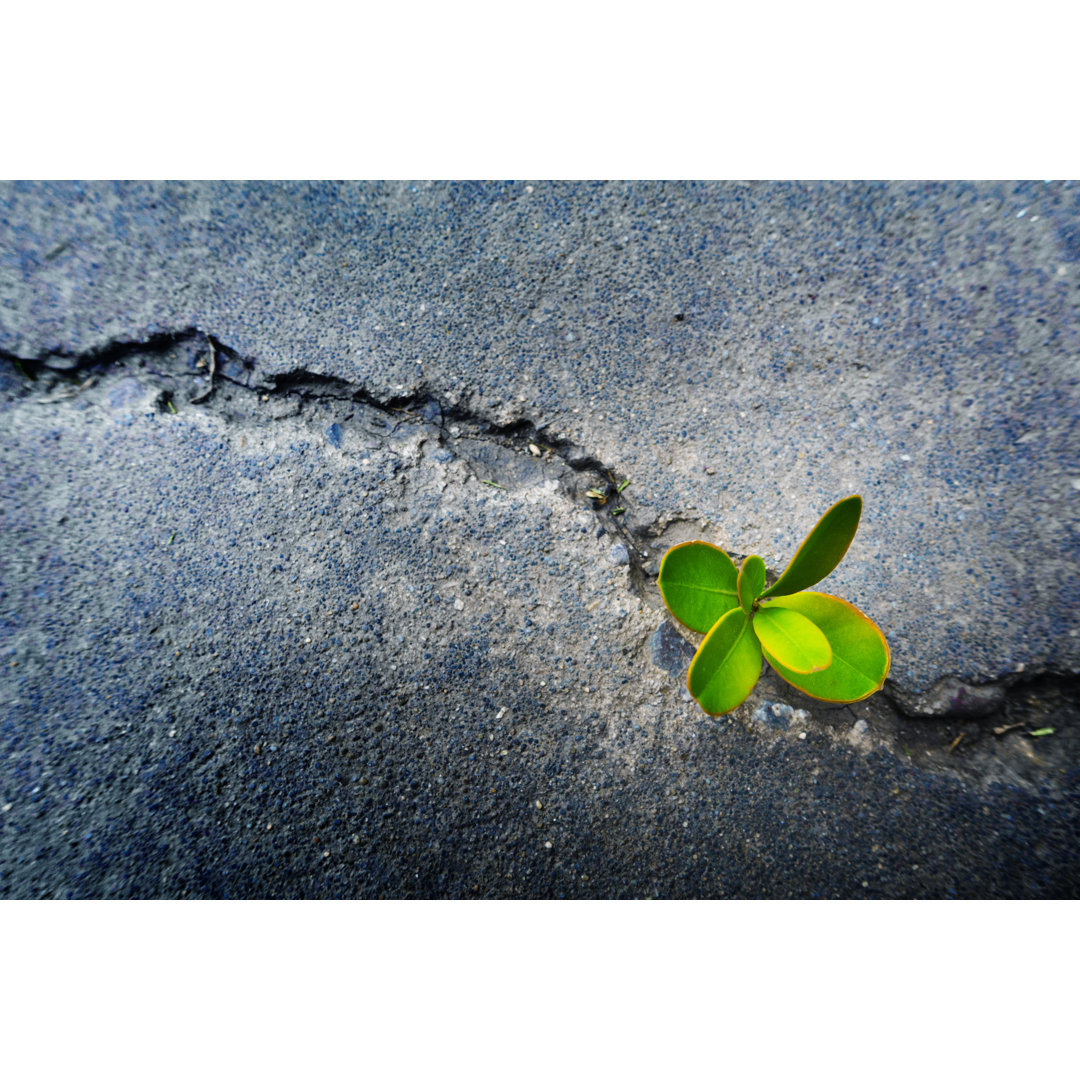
2;326;657;589
3;328;1077;751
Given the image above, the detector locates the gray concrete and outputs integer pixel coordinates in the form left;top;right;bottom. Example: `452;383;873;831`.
1;181;1078;898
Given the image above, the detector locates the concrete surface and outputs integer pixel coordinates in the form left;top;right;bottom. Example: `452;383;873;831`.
1;181;1078;898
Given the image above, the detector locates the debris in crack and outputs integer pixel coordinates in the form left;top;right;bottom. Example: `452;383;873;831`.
189;338;217;404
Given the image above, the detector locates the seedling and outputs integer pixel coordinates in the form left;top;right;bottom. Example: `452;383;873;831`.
657;495;890;715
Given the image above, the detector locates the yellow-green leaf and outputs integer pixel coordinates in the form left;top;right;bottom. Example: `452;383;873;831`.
658;542;740;633
687;607;762;715
762;495;862;599
737;555;766;614
752;605;832;674
758;591;889;702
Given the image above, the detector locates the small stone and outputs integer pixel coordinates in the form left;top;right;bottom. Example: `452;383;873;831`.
608;542;630;566
325;422;343;448
544;841;553;849
847;719;873;748
528;443;541;456
418;400;442;424
650;621;696;679
454;597;465;611
753;701;794;729
535;800;543;810
892;677;1006;718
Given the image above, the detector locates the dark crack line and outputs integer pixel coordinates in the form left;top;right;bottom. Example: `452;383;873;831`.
0;327;246;379
4;328;1079;723
2;327;651;566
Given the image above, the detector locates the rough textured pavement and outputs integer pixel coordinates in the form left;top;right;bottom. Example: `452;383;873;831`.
1;181;1078;898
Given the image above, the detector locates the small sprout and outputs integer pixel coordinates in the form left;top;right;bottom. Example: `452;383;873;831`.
611;507;625;517
736;555;766;615
659;495;890;715
168;533;175;545
616;478;630;493
1029;727;1055;738
480;479;506;490
166;399;178;414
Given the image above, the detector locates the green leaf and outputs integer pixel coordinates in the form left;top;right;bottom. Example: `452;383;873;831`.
658;542;740;633
687;607;762;715
1029;727;1055;738
737;555;766;614
752;606;832;674
758;591;890;702
761;495;863;599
